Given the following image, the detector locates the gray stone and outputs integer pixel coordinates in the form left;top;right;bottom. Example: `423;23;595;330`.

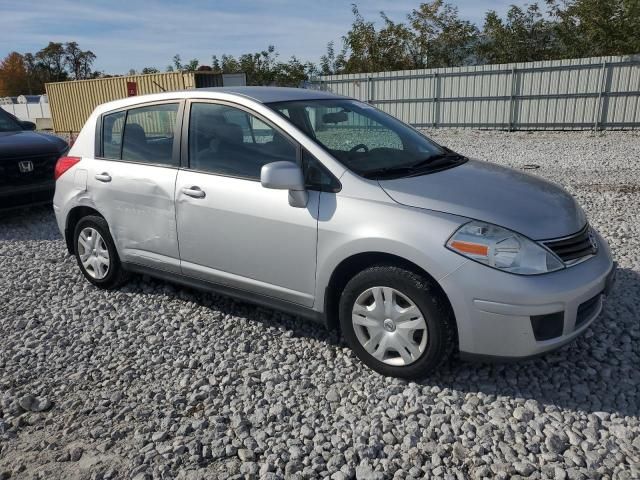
18;395;52;413
238;448;255;461
69;447;83;462
546;434;569;454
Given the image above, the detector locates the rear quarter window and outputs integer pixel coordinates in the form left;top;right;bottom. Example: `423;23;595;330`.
121;104;179;166
102;111;125;159
100;103;179;167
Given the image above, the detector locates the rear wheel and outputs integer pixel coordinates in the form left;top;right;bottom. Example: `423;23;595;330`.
339;265;455;379
73;215;129;289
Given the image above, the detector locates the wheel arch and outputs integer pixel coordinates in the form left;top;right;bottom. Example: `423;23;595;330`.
64;205;105;254
323;251;457;339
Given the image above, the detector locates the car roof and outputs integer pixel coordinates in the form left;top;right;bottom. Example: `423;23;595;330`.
199;86;344;103
92;86;346;117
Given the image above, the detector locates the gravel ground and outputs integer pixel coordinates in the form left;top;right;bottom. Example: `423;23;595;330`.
1;130;639;480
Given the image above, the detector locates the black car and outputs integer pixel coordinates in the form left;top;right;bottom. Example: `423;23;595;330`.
0;108;68;211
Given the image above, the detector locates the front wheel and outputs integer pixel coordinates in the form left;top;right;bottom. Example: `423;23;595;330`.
73;215;129;289
339;265;455;379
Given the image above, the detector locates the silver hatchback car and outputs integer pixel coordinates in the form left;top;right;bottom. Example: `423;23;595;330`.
53;87;616;379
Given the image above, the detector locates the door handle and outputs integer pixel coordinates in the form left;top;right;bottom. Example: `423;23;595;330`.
182;186;206;199
95;172;111;183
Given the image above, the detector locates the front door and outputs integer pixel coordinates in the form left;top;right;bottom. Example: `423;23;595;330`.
175;101;319;306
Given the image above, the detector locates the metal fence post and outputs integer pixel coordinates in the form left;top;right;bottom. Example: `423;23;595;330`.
433;73;440;128
508;67;517;131
594;61;607;131
367;76;373;104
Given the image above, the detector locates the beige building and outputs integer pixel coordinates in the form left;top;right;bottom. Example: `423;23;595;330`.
45;71;246;133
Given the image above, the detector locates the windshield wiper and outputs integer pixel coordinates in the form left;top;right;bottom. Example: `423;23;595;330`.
407;152;467;170
361;152;467;180
361;166;419;180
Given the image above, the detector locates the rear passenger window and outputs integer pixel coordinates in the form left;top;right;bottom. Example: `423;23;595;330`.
189;103;297;179
102;111;125;159
120;103;179;166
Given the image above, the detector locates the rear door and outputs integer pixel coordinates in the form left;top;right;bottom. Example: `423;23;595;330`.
89;101;183;273
175;100;319;306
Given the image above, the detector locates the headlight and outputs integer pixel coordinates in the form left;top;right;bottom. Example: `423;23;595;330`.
446;221;564;275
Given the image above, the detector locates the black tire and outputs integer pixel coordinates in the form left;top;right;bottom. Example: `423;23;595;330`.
73;215;129;289
339;265;456;379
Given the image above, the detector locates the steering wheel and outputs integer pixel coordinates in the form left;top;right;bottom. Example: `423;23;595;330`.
349;144;369;154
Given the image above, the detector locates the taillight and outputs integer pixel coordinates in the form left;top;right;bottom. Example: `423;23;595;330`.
54;156;81;180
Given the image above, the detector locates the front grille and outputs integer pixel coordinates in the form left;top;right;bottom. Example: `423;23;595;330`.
0;153;59;186
576;293;602;328
543;224;596;264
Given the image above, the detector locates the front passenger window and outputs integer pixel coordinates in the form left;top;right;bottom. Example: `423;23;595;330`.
189;103;297;179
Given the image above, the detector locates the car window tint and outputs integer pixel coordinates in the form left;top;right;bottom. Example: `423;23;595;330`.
0;110;22;132
189;103;297;179
102;111;125;159
121;104;178;166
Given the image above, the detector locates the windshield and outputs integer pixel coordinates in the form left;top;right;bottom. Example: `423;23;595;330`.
0;109;23;132
268;99;463;179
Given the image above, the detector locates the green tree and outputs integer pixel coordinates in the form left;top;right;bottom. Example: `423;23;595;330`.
319;41;347;75
167;54;199;72
184;59;199;72
337;2;480;74
210;46;316;86
22;53;41;94
35;42;68;82
340;5;400;73
477;3;558;64
64;41;96;80
409;1;479;68
548;0;640;57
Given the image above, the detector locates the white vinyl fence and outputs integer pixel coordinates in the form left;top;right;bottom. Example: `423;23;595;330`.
1;95;52;128
310;55;640;130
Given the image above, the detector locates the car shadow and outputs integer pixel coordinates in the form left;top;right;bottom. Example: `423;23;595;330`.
0;205;61;241
4;208;638;418
128;266;639;418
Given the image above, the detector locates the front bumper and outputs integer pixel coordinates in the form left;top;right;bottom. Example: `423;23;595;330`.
0;181;55;211
440;230;615;359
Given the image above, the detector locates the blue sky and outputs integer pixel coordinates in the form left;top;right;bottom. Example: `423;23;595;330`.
1;0;514;74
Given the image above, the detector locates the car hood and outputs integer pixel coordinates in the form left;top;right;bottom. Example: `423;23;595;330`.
378;159;586;240
0;131;68;158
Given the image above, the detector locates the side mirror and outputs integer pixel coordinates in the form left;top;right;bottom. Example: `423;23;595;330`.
260;161;308;208
20;121;36;131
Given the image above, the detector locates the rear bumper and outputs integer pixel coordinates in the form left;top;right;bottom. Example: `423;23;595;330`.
0;182;55;211
440;229;615;359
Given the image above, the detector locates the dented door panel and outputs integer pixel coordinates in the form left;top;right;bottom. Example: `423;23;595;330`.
88;159;180;273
